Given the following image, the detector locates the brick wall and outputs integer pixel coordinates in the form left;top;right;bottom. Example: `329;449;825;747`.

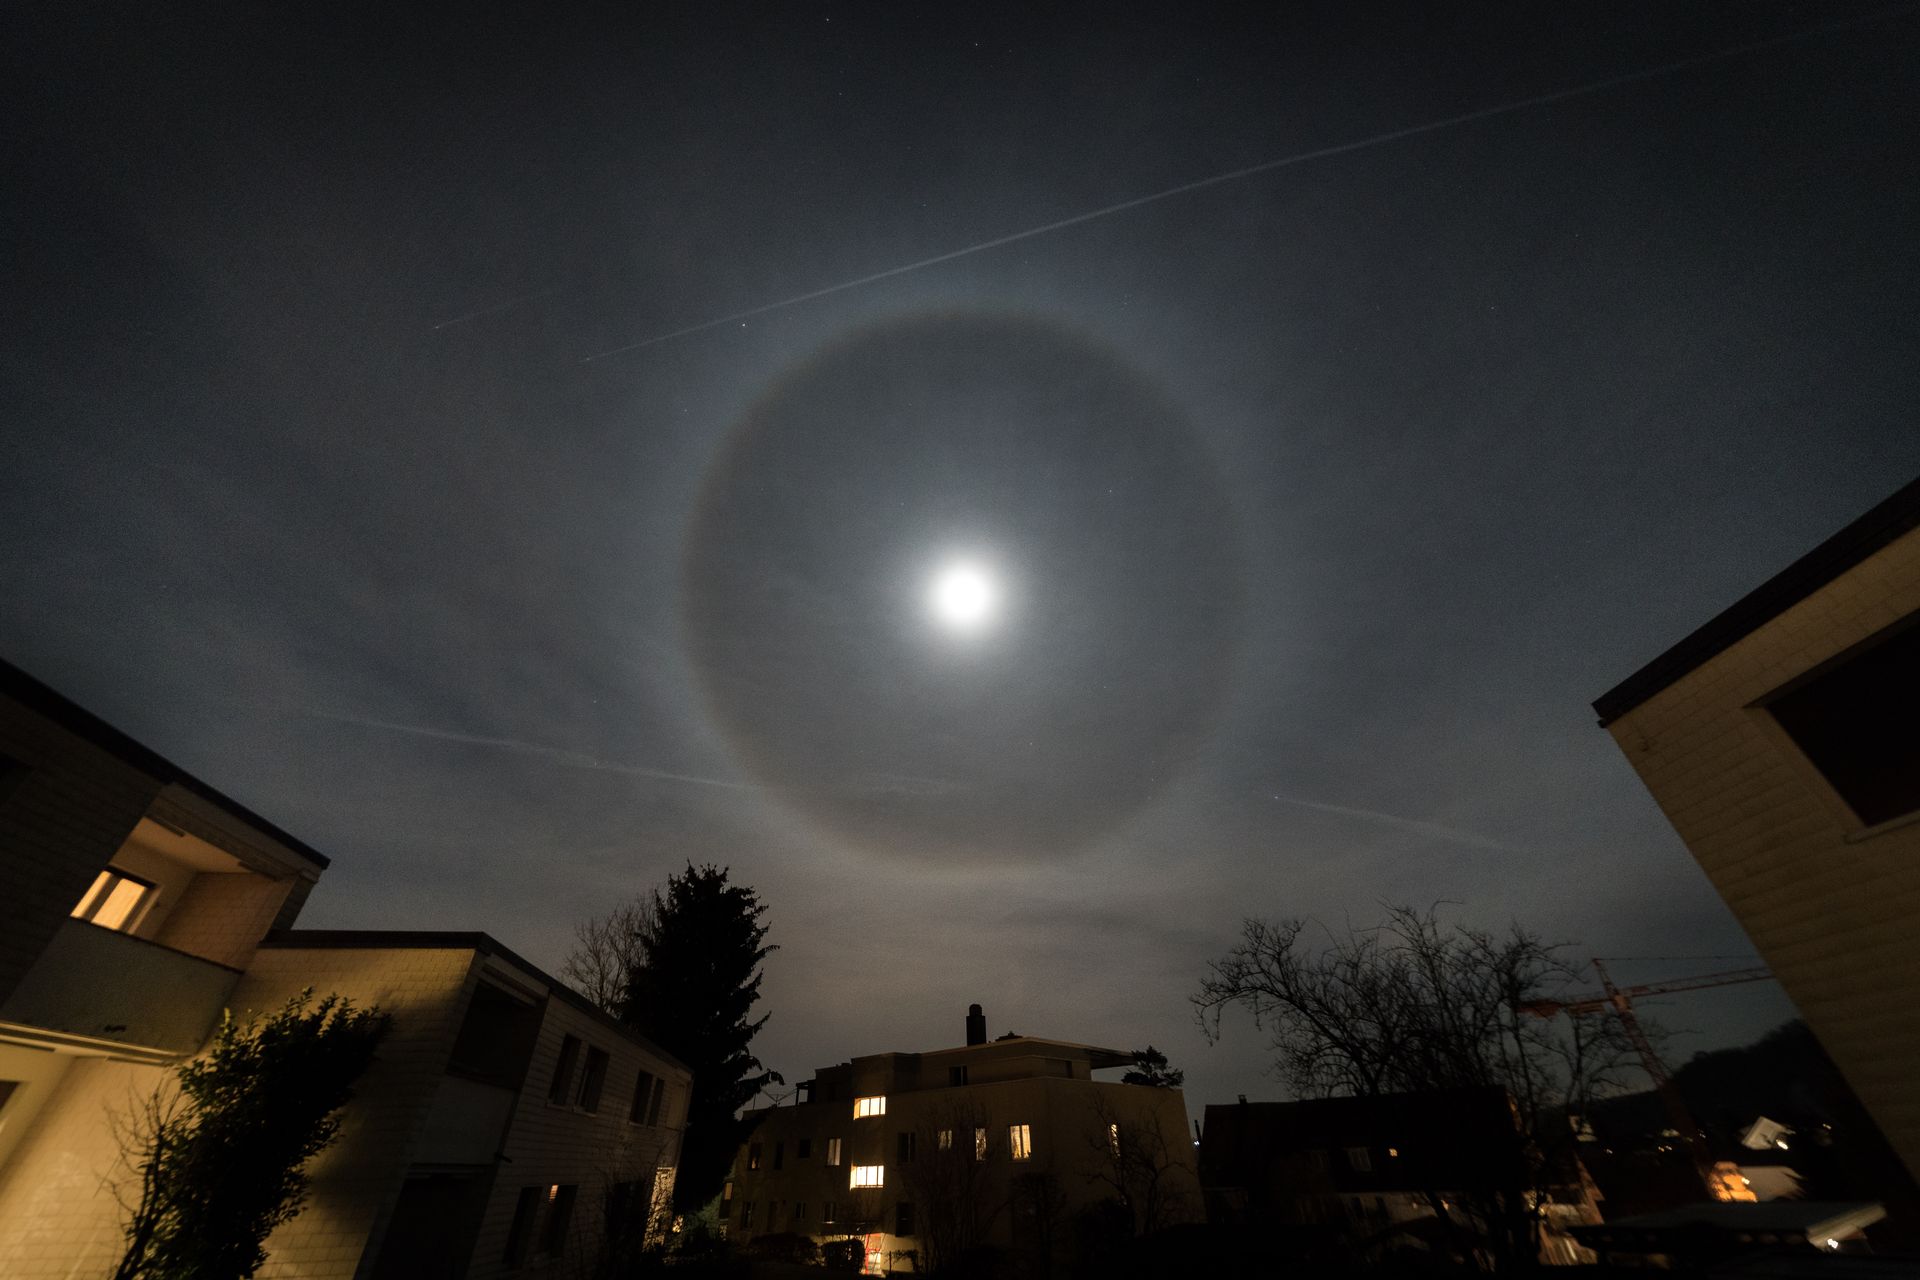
1605;527;1920;1179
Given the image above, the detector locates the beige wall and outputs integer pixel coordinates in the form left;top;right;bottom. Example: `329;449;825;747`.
1604;526;1920;1179
729;1076;1201;1269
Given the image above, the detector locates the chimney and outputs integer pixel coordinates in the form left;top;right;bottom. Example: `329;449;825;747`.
965;1003;986;1046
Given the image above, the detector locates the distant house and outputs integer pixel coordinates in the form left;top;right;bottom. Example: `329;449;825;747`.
1198;1087;1602;1266
0;660;690;1277
1592;476;1920;1184
722;1003;1202;1274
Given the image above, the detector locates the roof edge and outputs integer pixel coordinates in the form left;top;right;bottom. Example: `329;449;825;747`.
0;658;331;869
262;928;690;1073
1593;475;1920;727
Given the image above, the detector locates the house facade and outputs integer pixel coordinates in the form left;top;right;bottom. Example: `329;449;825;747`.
0;660;690;1277
1592;476;1920;1183
723;1004;1202;1274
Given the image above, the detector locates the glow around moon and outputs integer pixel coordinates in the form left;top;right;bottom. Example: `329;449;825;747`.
929;560;999;632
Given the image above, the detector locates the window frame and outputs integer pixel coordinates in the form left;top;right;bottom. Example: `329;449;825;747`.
548;1035;582;1106
854;1094;887;1119
576;1046;610;1113
1009;1123;1032;1161
70;866;157;934
849;1164;885;1189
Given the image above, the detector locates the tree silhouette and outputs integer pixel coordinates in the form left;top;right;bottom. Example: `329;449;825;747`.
1121;1045;1184;1088
621;864;780;1210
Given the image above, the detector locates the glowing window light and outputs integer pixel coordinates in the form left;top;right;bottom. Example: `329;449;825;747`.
938;1129;953;1151
1009;1124;1032;1161
974;1128;987;1160
71;868;154;933
854;1095;886;1119
826;1137;843;1166
849;1165;885;1188
1108;1123;1121;1157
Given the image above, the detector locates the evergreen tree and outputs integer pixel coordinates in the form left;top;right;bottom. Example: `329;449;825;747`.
622;864;780;1210
1121;1045;1184;1088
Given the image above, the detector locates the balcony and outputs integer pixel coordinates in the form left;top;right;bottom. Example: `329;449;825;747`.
0;918;241;1056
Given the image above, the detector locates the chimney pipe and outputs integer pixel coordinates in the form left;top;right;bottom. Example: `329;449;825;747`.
966;1003;986;1046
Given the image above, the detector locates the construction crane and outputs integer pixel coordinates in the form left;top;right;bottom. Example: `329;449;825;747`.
1520;960;1774;1194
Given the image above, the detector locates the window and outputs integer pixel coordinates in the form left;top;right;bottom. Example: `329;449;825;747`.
541;1184;577;1257
854;1095;886;1118
774;1141;785;1170
1108;1123;1121;1157
1767;616;1920;827
1009;1124;1032;1161
826;1137;843;1166
948;1065;969;1086
794;1202;806;1223
748;1142;763;1171
448;981;543;1088
577;1047;609;1113
548;1036;581;1104
897;1131;916;1163
824;1201;838;1225
1346;1146;1372;1172
70;867;154;933
850;1165;885;1188
630;1069;656;1122
974;1128;987;1160
938;1129;953;1151
897;1202;916;1236
647;1078;666;1126
504;1187;541;1266
741;1200;754;1229
797;1137;813;1159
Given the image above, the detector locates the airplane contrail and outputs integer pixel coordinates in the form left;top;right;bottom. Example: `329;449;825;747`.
297;706;757;790
1268;793;1533;857
431;287;560;332
578;6;1913;363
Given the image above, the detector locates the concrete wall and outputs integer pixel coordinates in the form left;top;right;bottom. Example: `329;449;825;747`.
1603;526;1920;1179
0;696;161;1006
0;918;239;1054
465;982;691;1279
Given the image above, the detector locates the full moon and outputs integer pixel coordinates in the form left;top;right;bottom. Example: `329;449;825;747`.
929;561;997;631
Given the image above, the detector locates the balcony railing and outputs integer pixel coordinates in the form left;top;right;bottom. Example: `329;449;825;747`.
0;919;241;1056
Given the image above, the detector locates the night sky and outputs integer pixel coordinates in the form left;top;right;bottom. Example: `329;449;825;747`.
5;1;1919;1111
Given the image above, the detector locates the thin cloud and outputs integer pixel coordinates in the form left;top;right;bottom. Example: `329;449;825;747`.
295;706;757;790
576;6;1911;362
1267;793;1533;857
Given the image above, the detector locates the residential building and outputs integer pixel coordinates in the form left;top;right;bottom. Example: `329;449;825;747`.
1198;1088;1602;1266
1592;476;1920;1182
723;1004;1201;1274
0;659;690;1276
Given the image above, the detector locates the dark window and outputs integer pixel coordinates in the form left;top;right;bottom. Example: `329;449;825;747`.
741;1200;755;1229
448;982;543;1088
548;1036;581;1104
949;1065;968;1086
504;1187;540;1266
748;1142;762;1171
773;1141;785;1170
897;1202;915;1236
541;1185;577;1256
794;1202;806;1223
823;1201;837;1224
647;1078;666;1125
897;1131;916;1163
797;1137;812;1159
1768;616;1920;827
605;1181;639;1242
577;1048;609;1112
630;1070;655;1122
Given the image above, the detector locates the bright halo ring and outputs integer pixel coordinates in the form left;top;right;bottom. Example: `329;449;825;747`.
929;560;998;632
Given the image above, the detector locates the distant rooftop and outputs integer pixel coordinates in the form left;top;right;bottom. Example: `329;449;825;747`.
1592;475;1920;727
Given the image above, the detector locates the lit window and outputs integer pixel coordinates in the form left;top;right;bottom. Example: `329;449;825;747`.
974;1128;987;1160
854;1095;887;1118
1108;1123;1121;1157
938;1129;953;1151
71;868;154;933
1009;1124;1032;1161
748;1143;762;1171
850;1165;885;1188
826;1137;843;1166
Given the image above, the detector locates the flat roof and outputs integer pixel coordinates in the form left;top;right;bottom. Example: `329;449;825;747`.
1;658;331;869
262;928;689;1072
1593;476;1920;727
